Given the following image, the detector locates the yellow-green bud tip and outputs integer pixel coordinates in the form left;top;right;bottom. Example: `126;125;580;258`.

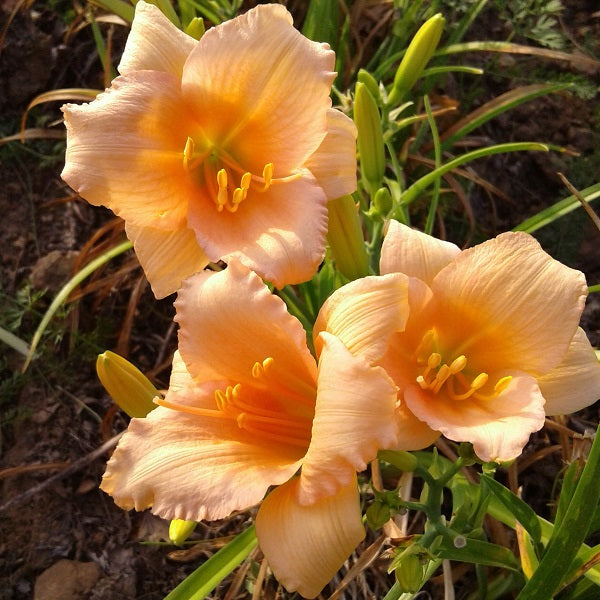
185;17;205;41
169;519;197;546
96;351;159;418
388;13;446;106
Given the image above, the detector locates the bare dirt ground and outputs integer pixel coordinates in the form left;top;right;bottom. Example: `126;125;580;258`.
1;1;599;599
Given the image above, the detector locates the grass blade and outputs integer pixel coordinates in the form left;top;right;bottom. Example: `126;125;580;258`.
440;83;573;151
395;142;548;212
88;0;135;23
0;326;30;357
22;240;133;373
516;427;600;599
513;182;600;233
481;475;542;544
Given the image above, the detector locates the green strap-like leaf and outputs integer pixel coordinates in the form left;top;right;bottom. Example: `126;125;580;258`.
481;475;542;545
516;427;600;599
164;525;258;600
435;537;521;571
513;182;600;233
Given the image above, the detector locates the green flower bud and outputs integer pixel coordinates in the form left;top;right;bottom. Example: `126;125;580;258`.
388;13;445;106
354;81;385;194
169;519;197;545
395;554;423;593
357;69;381;104
373;187;393;217
185;17;205;40
96;351;158;418
379;449;418;472
366;501;391;530
327;195;369;280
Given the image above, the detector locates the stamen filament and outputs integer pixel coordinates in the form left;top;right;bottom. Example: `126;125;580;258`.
236;418;310;448
254;357;316;406
156;397;229;419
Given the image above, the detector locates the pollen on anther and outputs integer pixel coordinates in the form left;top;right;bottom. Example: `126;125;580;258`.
449;355;467;374
183;137;195;171
471;373;489;390
262;163;274;189
428;353;442;369
216;168;228;210
494;376;512;394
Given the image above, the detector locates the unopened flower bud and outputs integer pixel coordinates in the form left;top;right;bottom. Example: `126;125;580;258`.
169;519;197;546
185;17;205;40
395;553;423;593
327;195;370;280
373;187;393;217
354;81;385;194
366;501;391;530
96;351;158;418
388;14;445;106
357;69;381;104
379;449;418;472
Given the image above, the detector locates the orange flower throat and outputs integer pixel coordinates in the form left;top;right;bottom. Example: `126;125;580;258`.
414;328;512;401
182;136;274;213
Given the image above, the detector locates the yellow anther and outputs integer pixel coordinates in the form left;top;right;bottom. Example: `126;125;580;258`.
216;168;228;211
432;364;451;394
231;188;244;208
183;137;195;171
471;373;489;390
262;163;274;189
251;360;264;379
449;355;467;374
494;376;512;394
241;172;252;190
428;353;442;369
416;375;428;390
214;389;227;411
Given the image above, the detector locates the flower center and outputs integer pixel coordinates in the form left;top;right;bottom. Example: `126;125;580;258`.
182;136;273;213
414;329;512;401
156;356;315;449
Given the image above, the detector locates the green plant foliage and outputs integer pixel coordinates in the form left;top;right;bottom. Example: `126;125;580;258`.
493;0;567;49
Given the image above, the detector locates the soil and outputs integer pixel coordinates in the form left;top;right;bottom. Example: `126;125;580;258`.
0;2;599;599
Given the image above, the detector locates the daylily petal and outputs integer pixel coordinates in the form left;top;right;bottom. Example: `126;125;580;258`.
392;402;440;450
101;402;303;521
305;108;358;199
404;371;546;462
175;261;317;389
538;327;600;415
118;1;196;77
298;332;398;504
62;72;193;230
187;171;328;288
181;4;335;174
256;476;365;599
430;232;588;375
125;222;209;299
313;273;410;363
380;220;461;284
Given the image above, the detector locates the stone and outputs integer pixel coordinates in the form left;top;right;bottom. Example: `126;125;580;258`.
34;559;102;600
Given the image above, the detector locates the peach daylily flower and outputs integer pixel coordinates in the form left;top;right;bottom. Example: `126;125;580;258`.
62;2;357;298
101;260;402;597
315;221;600;462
